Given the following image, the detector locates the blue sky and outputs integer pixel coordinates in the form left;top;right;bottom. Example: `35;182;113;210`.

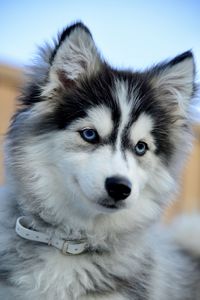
1;0;200;117
1;0;200;70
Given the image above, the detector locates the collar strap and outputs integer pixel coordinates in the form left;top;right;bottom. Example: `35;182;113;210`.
15;216;88;255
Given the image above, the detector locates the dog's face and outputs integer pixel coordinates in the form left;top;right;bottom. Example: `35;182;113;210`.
6;23;195;228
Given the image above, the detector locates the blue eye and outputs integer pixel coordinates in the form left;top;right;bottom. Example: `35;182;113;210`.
134;141;148;156
80;128;99;143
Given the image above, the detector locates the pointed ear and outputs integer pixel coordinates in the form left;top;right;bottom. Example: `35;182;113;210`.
150;51;195;115
42;22;102;97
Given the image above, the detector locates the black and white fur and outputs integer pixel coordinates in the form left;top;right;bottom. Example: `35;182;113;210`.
0;22;200;299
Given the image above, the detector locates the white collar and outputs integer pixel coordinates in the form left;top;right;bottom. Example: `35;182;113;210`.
15;216;88;255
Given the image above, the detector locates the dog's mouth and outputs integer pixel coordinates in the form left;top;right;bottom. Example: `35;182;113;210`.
97;199;125;212
100;203;118;209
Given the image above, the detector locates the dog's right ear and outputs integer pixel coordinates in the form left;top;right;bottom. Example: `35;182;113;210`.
41;22;102;97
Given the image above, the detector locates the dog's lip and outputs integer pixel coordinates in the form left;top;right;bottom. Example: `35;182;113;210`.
97;199;125;211
100;203;118;209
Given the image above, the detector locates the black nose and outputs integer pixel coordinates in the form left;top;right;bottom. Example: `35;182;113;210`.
105;176;132;201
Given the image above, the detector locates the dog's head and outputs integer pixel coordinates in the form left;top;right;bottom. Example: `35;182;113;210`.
6;23;196;229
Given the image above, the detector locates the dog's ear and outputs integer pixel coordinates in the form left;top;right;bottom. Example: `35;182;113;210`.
149;51;195;116
42;22;102;97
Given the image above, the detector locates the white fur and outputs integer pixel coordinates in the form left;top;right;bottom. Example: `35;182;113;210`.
114;80;133;151
68;105;114;139
130;113;155;150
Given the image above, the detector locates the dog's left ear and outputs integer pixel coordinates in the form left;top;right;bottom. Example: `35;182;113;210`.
150;51;195;115
43;22;102;96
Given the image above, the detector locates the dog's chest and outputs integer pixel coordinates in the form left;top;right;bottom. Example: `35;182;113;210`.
17;250;116;300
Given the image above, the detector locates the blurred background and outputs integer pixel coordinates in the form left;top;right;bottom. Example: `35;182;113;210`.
0;0;200;219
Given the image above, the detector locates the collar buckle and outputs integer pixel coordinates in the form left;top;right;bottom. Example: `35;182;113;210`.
62;240;87;255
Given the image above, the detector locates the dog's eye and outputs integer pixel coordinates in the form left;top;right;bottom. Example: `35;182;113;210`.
79;128;99;144
134;141;148;156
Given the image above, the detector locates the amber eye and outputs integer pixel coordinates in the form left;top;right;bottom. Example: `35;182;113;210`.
79;128;99;144
134;141;148;156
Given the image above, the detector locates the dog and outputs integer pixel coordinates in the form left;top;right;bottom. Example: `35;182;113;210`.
0;22;200;299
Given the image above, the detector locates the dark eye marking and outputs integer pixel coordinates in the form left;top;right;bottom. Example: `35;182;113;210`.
134;141;149;156
79;128;99;144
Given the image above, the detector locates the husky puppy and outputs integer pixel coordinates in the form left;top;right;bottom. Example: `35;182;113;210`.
0;22;199;299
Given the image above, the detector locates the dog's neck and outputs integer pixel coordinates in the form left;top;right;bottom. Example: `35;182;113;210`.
16;212;119;254
15;209;147;256
15;216;97;255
